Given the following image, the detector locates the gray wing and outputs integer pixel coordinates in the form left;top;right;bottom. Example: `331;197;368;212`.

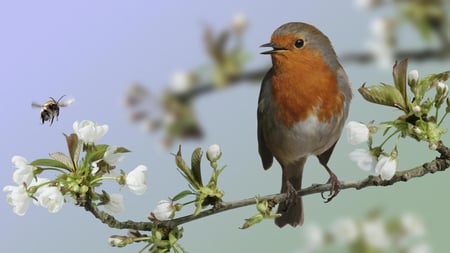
31;102;42;108
257;68;274;170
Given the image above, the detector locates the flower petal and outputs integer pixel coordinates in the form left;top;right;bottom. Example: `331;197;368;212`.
349;149;377;174
126;165;147;195
346;121;370;145
3;185;31;216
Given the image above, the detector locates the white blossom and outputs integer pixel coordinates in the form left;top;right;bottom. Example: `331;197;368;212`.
362;219;390;249
126;165;147;195
375;154;397;180
169;71;193;94
91;161;100;175
105;193;125;214
302;223;324;252
150;199;175;221
400;213;425;238
103;145;125;166
349;149;377;175
329;218;358;243
73;120;109;144
36;186;64;213
12;156;35;185
409;243;431;253
367;17;395;68
354;0;382;9
367;40;394;69
346;121;370;145
231;12;247;34
3;184;31;216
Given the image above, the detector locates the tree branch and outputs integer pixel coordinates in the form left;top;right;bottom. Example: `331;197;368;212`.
340;47;450;63
83;198;153;231
175;47;450;102
163;141;450;228
83;142;450;231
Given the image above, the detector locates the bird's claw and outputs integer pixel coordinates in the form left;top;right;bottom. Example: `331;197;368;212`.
321;174;341;203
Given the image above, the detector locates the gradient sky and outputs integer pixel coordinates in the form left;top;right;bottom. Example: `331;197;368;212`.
1;1;450;252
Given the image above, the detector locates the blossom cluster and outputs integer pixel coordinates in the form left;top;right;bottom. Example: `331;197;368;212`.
347;121;398;180
4;120;148;216
350;60;450;180
4;157;65;215
299;212;429;253
148;144;225;222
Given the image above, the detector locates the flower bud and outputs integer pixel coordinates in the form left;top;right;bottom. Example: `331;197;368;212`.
436;81;448;94
206;144;221;163
169;71;194;94
108;235;128;247
412;126;422;135
412;105;421;116
408;69;419;87
435;82;449;108
231;12;247;35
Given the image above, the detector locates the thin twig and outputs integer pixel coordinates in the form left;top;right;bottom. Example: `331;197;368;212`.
84;142;450;231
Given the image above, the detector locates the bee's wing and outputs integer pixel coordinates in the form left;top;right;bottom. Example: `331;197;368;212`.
31;102;42;108
59;98;75;107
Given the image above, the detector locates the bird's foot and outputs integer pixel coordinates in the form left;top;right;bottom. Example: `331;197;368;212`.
321;173;341;203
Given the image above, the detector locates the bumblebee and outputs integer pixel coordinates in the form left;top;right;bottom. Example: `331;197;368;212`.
32;95;75;125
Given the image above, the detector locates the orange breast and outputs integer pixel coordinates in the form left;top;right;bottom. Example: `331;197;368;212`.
271;48;345;127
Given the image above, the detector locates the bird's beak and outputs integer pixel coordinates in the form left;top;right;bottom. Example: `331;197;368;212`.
260;42;286;54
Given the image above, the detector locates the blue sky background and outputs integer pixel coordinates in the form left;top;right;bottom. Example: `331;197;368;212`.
1;1;450;252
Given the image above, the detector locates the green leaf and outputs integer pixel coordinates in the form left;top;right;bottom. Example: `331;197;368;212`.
115;147;131;153
30;158;70;170
392;59;408;106
358;83;407;111
416;71;450;100
172;190;194;201
191;148;203;187
64;133;81;167
175;145;200;190
84;144;108;164
49;152;74;171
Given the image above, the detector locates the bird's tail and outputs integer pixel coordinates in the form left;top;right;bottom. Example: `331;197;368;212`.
275;158;306;228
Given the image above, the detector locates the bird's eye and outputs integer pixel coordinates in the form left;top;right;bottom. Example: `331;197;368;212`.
294;39;304;48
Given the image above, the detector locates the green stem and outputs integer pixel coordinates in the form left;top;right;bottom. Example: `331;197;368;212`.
181;199;196;206
438;112;448;126
379;129;401;148
27;180;54;195
138;242;152;253
91;176;119;185
436;106;440;121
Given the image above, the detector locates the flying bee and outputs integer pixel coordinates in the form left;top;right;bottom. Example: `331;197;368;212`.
32;95;75;125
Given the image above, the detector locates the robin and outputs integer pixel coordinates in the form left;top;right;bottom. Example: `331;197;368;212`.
257;22;352;227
